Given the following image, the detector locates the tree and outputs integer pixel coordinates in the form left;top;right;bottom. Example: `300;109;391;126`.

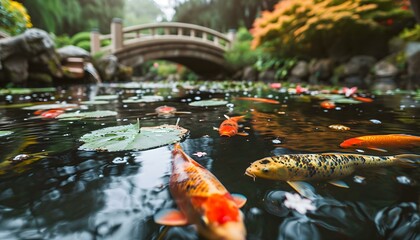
124;0;163;26
0;0;32;35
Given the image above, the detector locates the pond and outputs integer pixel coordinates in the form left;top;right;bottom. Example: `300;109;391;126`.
0;81;418;240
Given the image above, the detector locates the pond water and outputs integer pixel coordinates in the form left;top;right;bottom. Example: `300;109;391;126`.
0;82;418;240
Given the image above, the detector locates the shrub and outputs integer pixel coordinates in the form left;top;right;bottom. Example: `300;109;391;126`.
0;0;32;35
76;41;90;52
70;31;90;46
225;27;262;69
251;0;414;60
51;34;72;48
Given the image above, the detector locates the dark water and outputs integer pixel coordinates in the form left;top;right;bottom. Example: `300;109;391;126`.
0;82;418;240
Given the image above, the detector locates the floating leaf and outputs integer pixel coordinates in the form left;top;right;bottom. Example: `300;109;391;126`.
56;110;117;120
22;103;78;110
189;99;228;107
93;95;119;100
79;122;189;152
334;98;362;104
80;100;110;105
313;94;344;100
123;95;164;103
0;131;13;137
0;87;56;95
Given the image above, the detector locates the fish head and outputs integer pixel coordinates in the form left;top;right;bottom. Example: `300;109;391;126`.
194;194;246;240
219;121;238;137
245;157;290;181
340;138;363;148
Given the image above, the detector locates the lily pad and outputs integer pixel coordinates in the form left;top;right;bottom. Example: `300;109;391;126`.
334;98;362;104
93;95;119;100
79;121;189;152
80;100;110;105
56;110;117;120
123;95;164;103
0;131;13;137
189;99;228;107
22;103;78;110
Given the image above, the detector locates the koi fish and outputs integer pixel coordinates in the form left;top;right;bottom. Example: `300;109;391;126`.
145;105;191;118
340;134;420;152
234;97;280;104
245;153;419;197
352;96;373;103
154;143;247;240
320;100;335;109
34;109;65;118
214;115;248;137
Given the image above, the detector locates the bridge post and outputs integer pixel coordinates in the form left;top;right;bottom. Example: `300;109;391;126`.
111;18;123;53
90;29;100;55
226;29;236;49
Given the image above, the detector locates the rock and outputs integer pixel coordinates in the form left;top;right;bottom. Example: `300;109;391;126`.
258;69;276;82
57;45;91;61
308;58;334;84
242;66;258;81
342;55;376;87
290;60;309;78
407;50;420;89
373;61;398;77
0;28;62;86
95;55;119;82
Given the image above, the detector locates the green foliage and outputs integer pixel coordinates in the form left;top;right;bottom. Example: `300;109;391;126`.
124;0;163;26
75;41;90;52
225;27;262;69
51;34;72;48
21;0;124;35
252;0;414;59
173;0;278;32
399;24;420;42
255;56;297;80
70;32;90;46
0;0;32;35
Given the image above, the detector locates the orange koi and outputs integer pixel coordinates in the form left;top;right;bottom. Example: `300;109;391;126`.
34;109;65;118
145;105;191;118
215;115;248;137
234;97;280;104
352;96;373;103
154;143;247;240
320;100;335;109
340;134;420;152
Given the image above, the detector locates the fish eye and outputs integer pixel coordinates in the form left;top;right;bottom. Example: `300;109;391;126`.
262;167;269;173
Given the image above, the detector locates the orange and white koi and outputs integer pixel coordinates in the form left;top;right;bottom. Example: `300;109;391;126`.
145;105;191;118
34;109;65;118
340;134;420;152
215;115;248;137
154;143;247;240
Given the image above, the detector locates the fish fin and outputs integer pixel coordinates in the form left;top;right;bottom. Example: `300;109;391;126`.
174;111;192;114
287;181;317;199
213;126;219;131
223;114;230;119
236;132;249;136
230;115;246;122
395;154;420;167
154;208;188;226
367;147;388;152
231;193;247;208
145;113;158;116
328;180;349;188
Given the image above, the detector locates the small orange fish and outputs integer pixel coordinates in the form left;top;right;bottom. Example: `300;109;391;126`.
352;96;373;103
145;105;191;118
34;109;65;118
215;115;248;137
340;134;420;151
154;143;247;240
234;97;279;104
320;100;335;109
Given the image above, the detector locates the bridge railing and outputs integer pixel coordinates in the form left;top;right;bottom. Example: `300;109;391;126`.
91;20;233;55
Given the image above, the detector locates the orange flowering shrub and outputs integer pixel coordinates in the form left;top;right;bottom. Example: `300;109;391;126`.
0;0;32;35
251;0;413;59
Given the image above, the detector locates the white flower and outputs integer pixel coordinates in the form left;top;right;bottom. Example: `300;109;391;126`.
192;152;207;157
283;192;316;214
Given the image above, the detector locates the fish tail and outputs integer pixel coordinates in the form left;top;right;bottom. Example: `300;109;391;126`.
229;115;246;122
395;154;420;167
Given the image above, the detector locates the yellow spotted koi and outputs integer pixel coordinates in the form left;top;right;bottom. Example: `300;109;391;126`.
154;143;247;240
245;153;419;197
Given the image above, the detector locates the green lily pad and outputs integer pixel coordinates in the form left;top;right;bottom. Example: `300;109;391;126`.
334;98;362;104
313;94;345;100
79;121;189;152
0;131;13;137
123;95;164;103
0;87;56;95
22;103;78;110
80;100;110;105
56;110;117;120
93;95;119;100
189;99;228;107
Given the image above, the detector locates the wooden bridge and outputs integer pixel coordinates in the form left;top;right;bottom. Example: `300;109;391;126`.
90;19;235;76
